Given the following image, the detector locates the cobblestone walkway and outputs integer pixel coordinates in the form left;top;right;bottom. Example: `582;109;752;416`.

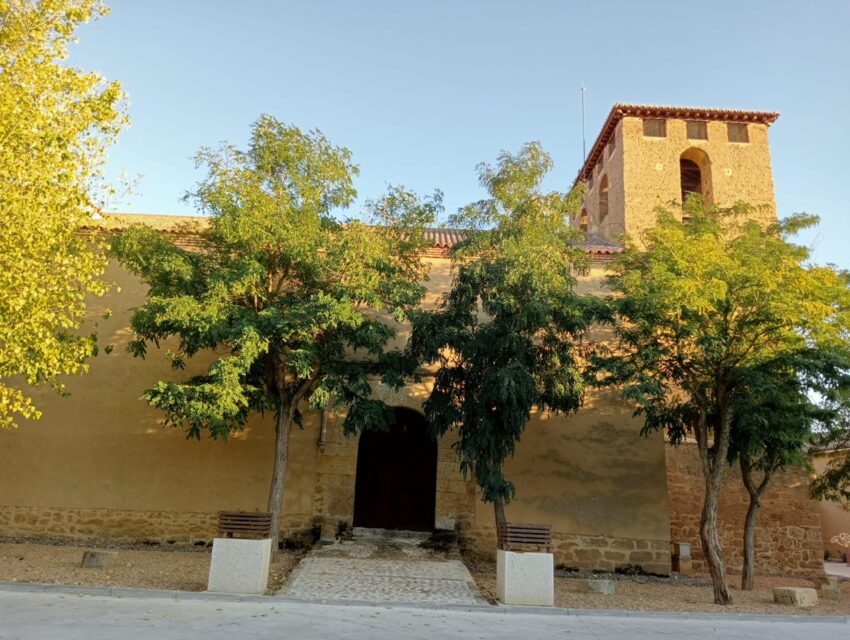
277;531;486;606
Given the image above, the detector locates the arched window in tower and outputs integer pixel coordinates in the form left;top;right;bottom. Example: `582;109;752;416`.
579;208;588;232
680;159;702;203
598;175;609;224
679;149;713;220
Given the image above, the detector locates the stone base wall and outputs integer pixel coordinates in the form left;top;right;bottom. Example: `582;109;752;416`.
0;505;315;545
665;443;824;577
462;524;671;575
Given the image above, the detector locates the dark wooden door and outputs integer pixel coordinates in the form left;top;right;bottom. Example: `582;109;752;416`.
353;409;437;531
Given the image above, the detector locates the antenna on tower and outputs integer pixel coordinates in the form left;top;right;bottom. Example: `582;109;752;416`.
580;84;587;162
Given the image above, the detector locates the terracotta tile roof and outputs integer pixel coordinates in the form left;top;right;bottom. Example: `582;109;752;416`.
93;212;209;233
93;213;621;256
423;227;467;249
576;103;781;184
582;234;622;255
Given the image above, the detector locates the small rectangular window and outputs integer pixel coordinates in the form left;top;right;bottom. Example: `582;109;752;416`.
687;121;707;140
643;118;666;137
727;122;749;143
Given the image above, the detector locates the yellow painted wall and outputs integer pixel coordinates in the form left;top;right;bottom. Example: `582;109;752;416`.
813;452;850;559
1;261;318;523
0;254;671;569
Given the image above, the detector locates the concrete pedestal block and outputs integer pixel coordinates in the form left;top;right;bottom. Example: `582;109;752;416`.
207;538;272;594
496;549;554;606
773;587;818;607
671;541;692;575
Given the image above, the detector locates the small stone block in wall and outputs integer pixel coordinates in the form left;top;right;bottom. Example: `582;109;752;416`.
773;587;818;608
207;538;272;594
578;579;616;595
319;520;337;542
81;550;118;569
671;556;693;575
818;578;841;601
496;549;554;606
671;542;691;558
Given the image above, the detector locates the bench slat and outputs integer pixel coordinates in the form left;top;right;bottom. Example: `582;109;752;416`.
217;511;272;539
498;522;552;552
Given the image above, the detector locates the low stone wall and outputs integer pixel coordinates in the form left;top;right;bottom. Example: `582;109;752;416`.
0;505;315;545
462;525;671;575
665;443;824;577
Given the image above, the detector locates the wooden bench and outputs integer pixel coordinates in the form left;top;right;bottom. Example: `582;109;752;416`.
498;522;552;553
218;511;272;539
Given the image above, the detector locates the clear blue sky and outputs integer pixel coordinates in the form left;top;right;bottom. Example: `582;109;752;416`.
71;0;849;268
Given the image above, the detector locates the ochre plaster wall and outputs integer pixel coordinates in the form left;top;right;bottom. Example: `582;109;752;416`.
665;443;823;577
0;261;321;539
465;387;671;574
0;255;672;575
812;452;850;559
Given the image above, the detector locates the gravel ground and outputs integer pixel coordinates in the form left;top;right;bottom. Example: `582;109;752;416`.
3;539;848;615
465;559;850;616
0;540;304;593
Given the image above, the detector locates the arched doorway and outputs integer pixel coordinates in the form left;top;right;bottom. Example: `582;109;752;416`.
353;408;438;531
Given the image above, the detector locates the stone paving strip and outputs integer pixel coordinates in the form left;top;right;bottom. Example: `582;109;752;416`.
279;556;485;605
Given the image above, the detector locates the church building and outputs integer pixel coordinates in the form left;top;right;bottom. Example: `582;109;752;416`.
0;105;825;578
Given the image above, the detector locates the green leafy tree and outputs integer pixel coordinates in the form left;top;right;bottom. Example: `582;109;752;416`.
811;431;850;504
729;347;850;590
594;197;850;604
111;115;440;547
810;375;850;504
408;142;604;531
0;0;126;428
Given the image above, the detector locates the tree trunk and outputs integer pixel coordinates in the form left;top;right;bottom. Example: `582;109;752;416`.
494;499;506;531
494;499;506;549
267;404;293;552
740;456;771;591
699;465;731;604
695;399;734;605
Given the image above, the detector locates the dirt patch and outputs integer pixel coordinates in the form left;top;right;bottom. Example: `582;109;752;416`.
465;557;850;616
0;540;304;593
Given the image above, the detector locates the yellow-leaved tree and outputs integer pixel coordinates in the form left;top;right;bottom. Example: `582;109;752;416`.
0;0;126;428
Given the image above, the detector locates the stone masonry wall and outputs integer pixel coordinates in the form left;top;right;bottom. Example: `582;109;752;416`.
461;524;670;575
665;443;823;577
0;505;315;545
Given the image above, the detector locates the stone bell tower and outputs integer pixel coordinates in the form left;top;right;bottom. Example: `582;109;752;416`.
575;104;780;242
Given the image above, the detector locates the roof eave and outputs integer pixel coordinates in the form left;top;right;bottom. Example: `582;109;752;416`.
573;103;781;187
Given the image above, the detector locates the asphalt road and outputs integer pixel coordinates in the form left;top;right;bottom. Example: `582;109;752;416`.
0;590;846;640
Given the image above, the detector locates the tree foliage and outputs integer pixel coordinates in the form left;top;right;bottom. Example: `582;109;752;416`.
594;196;850;603
727;346;850;589
0;0;126;429
111;114;439;545
810;369;850;504
408;142;604;525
